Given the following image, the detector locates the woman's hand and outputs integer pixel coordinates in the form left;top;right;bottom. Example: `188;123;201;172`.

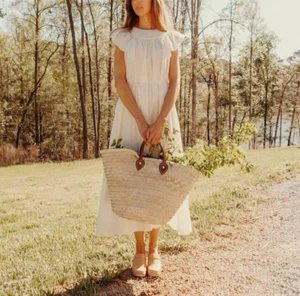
136;119;150;143
147;118;166;146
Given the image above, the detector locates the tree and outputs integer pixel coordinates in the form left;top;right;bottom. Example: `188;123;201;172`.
243;0;263;121
253;33;279;148
287;80;299;146
185;0;202;146
202;35;226;146
86;0;101;157
1;0;300;164
273;66;296;146
9;0;60;149
66;0;88;159
286;51;300;146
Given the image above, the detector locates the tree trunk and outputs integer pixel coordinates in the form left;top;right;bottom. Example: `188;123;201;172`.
80;0;86;121
228;0;233;133
268;119;272;147
183;74;188;146
288;82;299;146
187;78;192;146
279;103;283;147
107;0;114;146
88;1;101;157
249;28;253;120
85;30;98;157
207;76;211;146
177;72;183;119
274;73;296;146
66;0;88;159
232;109;237;132
189;0;202;146
274;97;282;147
34;0;40;146
263;83;268;149
213;70;219;145
288;103;296;146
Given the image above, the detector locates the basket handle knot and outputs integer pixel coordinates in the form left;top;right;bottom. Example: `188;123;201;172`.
136;141;168;175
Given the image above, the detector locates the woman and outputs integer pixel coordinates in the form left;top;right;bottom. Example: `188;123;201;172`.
96;0;192;277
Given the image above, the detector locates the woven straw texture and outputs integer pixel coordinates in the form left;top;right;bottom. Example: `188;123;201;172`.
101;148;200;224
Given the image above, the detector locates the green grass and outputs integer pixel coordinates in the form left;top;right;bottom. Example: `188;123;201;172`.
0;146;299;295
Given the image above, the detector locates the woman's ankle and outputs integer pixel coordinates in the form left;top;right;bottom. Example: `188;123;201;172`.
135;245;145;254
148;247;159;255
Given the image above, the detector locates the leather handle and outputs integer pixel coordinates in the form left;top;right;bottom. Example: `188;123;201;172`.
136;141;168;175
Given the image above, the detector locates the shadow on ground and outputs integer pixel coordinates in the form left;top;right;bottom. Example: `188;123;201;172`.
53;267;159;296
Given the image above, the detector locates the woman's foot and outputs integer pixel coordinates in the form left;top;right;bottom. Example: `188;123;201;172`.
132;253;146;277
147;252;161;277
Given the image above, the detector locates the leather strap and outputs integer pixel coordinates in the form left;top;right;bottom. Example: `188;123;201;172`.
136;141;169;175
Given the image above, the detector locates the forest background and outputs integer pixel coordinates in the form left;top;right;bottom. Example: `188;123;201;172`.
0;0;299;165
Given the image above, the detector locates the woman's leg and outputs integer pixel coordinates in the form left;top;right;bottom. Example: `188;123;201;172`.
148;228;160;254
134;231;145;253
132;231;146;277
148;228;161;276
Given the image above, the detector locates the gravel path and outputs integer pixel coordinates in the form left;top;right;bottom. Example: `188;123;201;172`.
95;177;300;296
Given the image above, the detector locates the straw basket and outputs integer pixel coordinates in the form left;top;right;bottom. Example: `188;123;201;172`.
101;142;200;225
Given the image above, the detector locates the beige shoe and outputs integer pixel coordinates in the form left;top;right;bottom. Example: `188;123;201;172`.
132;253;146;277
147;253;162;277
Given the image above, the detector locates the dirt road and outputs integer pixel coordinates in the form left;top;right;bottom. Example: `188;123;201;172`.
96;177;300;296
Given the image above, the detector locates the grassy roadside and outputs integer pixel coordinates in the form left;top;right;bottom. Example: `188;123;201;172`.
187;145;300;239
0;146;299;295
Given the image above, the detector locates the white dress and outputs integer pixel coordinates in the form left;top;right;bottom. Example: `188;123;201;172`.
96;27;192;236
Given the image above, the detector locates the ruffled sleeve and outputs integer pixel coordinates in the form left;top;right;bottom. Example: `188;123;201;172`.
166;31;185;51
162;30;185;59
110;28;131;52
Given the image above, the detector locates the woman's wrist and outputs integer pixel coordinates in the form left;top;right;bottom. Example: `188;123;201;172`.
135;115;147;125
155;116;167;125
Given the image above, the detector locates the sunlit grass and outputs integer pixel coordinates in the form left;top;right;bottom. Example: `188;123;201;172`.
191;145;300;199
0;145;299;295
